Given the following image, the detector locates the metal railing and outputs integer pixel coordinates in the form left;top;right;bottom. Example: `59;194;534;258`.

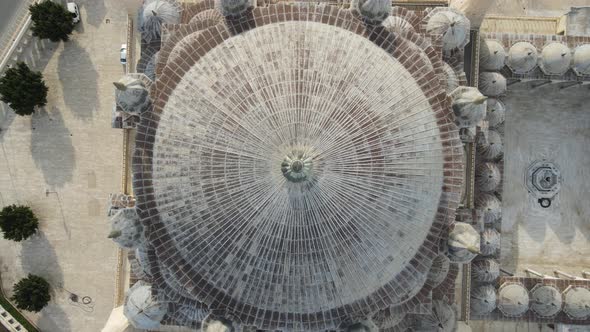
0;0;37;75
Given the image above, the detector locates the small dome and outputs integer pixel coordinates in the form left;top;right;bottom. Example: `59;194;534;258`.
563;286;590;319
426;8;470;51
498;283;530;317
124;281;167;330
415;300;457;332
480;228;501;256
472;259;500;283
531;285;562;318
471;285;497;315
507;42;538;74
450;86;487;128
131;244;152;279
479;72;507;96
540;43;572;75
141;0;181;43
427;254;451;287
217;0;252;17
382;16;415;33
475;193;501;224
372;306;406;329
114;75;151;115
573;44;590;76
448;222;480;263
480;40;506;71
352;0;391;24
202;316;235;332
442;62;459;94
346;320;379;332
485;98;505;128
477;130;503;160
475;162;501;192
108;208;144;249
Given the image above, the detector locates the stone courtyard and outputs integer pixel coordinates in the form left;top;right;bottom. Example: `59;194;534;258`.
500;82;590;275
0;0;130;331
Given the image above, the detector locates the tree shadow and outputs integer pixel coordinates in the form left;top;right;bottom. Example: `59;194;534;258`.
79;0;107;28
20;232;71;332
57;40;99;120
30;107;76;189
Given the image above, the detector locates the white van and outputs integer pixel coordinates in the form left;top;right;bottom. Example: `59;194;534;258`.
67;2;80;24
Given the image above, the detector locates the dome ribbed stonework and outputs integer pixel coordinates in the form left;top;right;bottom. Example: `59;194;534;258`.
471;285;497;315
132;4;463;331
498;283;530;317
540;43;572;75
507;42;538;74
573;44;590;76
531;285;562;318
485;98;505;128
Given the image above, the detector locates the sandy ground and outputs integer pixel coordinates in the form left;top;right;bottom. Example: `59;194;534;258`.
500;82;590;277
0;0;130;331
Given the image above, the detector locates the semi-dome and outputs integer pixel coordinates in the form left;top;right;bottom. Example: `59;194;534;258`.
131;244;152;279
540;43;572;75
124;281;168;330
479;72;507;96
573;44;590;76
450;86;487;128
530;285;562;318
507;42;538;74
480;228;500;256
477;130;503;160
108;208;144;249
475;193;501;224
140;0;182;43
415;300;456;332
442;62;459;94
498;283;530;317
427;254;451;287
472;259;500;283
448;222;480;263
133;5;463;330
471;285;497;315
382;15;415;33
480;40;506;71
485;98;505;128
352;0;392;24
144;52;158;82
189;8;224;25
563;286;590;319
425;8;470;51
475;162;501;192
114;75;151;115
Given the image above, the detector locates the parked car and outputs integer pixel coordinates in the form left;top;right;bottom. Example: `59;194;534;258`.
67;2;80;24
120;44;127;65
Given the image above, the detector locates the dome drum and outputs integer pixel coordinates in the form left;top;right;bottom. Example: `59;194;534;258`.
132;3;463;330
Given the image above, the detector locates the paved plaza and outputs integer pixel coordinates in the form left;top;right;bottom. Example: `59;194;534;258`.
0;0;131;331
500;82;590;276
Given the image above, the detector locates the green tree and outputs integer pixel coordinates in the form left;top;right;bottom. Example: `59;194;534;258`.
10;275;51;312
0;205;39;241
29;1;75;42
0;62;48;116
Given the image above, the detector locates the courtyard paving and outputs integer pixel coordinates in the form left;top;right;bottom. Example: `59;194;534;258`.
500;82;590;276
0;0;132;331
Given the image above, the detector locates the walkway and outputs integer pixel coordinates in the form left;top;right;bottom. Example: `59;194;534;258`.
0;0;130;331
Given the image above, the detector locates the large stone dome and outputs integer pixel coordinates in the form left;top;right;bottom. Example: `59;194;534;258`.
132;4;463;330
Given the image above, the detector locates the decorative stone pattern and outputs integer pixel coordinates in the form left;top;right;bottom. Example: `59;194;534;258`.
132;3;464;331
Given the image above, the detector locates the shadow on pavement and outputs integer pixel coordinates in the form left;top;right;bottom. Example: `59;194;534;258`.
80;0;107;28
58;40;99;121
30;107;76;189
20;232;71;332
